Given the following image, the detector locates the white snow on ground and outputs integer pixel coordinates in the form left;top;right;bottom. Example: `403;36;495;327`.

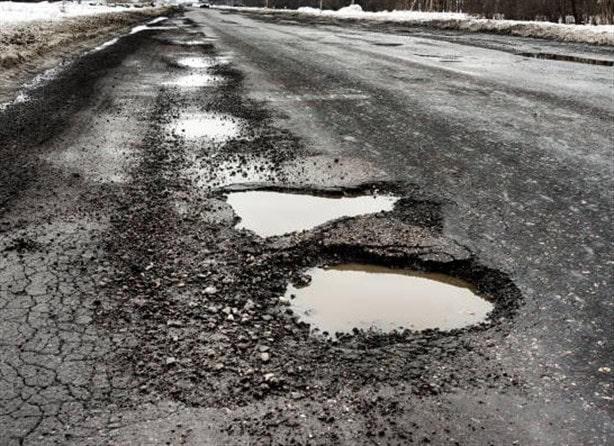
298;4;467;21
0;3;175;107
220;5;614;45
0;1;142;24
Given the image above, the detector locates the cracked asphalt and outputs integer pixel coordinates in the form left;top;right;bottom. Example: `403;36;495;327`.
0;8;612;446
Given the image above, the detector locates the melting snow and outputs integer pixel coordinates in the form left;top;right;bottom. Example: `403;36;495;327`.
129;25;177;34
222;5;614;45
0;1;153;24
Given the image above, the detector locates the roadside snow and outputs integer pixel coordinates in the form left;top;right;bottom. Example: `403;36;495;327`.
297;5;468;22
0;3;176;105
0;1;141;24
223;5;614;45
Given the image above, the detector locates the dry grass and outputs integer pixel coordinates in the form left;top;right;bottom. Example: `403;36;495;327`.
0;6;178;102
0;7;177;69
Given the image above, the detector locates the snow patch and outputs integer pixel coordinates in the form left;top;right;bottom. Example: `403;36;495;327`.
336;4;365;15
0;1;145;24
130;25;177;34
0;64;65;109
147;16;168;25
225;6;614;45
92;37;119;52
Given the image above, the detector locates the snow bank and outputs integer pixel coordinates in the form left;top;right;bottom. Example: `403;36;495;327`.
297;4;467;22
226;6;614;45
1;3;177;104
335;5;364;15
450;18;614;46
0;1;142;25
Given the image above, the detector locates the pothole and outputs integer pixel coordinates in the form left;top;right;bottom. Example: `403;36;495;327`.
176;57;214;68
227;190;398;237
171;112;244;142
285;264;494;336
182;38;218;45
164;73;220;88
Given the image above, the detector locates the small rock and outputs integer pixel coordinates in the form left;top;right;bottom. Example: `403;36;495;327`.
165;357;177;366
260;352;270;362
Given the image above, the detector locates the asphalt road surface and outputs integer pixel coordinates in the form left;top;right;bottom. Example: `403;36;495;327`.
0;8;612;446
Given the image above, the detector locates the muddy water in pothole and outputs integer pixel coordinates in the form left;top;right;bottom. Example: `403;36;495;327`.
286;264;493;334
165;73;219;88
227;191;397;237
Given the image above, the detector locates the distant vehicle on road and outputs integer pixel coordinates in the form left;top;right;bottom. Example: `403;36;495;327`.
200;2;211;8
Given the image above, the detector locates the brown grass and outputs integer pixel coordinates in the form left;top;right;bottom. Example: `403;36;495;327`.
0;6;178;102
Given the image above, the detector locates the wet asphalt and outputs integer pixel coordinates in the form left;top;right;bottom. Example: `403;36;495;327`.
0;7;612;446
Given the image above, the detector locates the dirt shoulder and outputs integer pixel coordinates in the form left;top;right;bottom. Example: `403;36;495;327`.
0;6;180;103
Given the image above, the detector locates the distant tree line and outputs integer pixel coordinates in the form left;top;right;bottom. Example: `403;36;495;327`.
238;0;613;24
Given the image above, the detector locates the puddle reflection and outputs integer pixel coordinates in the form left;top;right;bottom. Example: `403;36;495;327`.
176;57;214;68
227;191;397;237
165;73;219;88
287;264;493;335
172;113;243;142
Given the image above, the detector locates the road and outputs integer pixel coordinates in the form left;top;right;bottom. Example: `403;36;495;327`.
0;7;612;446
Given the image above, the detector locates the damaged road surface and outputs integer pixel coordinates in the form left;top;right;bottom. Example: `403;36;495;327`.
1;7;612;446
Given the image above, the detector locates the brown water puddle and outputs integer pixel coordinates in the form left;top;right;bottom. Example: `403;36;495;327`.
286;264;493;335
227;191;397;237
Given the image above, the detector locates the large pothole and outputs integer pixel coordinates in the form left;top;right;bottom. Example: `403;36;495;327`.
221;184;520;341
226;189;398;237
285;263;494;336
